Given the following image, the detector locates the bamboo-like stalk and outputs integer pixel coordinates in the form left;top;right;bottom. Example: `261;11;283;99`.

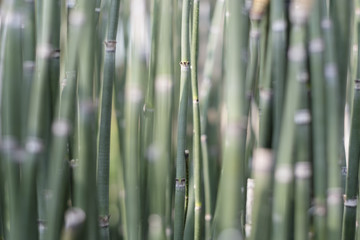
308;0;327;239
214;0;248;237
1;2;23;239
271;1;310;239
123;0;147;239
321;6;343;240
21;0;36;142
45;3;82;239
97;0;120;239
341;79;360;240
198;2;224;239
174;0;191;238
258;14;273;149
113;2;131;237
341;16;360;237
331;0;354;119
22;0;62;238
249;149;273;240
270;0;287;151
248;4;272;240
331;0;354;198
184;149;194;240
142;0;159;237
37;2;61;238
294;69;312;240
73;0;99;239
147;0;174;238
113;9;129;239
190;0;203;239
341;3;358;240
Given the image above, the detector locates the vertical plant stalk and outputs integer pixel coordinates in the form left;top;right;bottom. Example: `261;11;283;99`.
184;150;195;240
37;2;61;239
214;0;248;238
321;8;343;240
142;0;159;237
270;0;287;151
199;3;224;238
190;0;202;239
21;0;36;142
113;2;130;237
45;3;83;239
22;0;60;238
258;17;273;149
97;0;120;239
341;73;360;239
174;0;191;238
147;0;174;238
308;0;327;239
294;72;312;240
248;3;272;240
73;0;99;239
123;0;147;239
271;1;310;239
0;3;22;239
249;149;273;240
331;0;354;197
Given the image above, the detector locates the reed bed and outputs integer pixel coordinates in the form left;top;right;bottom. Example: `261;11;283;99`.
1;0;360;239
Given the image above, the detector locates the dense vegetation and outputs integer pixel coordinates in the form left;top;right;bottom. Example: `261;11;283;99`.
0;0;358;239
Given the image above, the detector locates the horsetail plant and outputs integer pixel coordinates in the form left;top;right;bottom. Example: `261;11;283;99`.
1;1;360;240
199;2;224;237
123;0;147;239
23;0;62;238
271;1;311;239
174;0;191;238
294;64;312;240
270;0;288;151
308;0;327;239
1;2;23;239
73;0;99;239
190;0;203;239
147;0;174;238
45;3;82;239
341;80;360;240
321;5;343;239
213;0;248;238
341;8;360;237
97;0;121;239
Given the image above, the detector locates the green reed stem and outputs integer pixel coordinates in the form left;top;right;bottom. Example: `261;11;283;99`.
123;1;147;239
294;66;311;240
23;0;61;238
190;0;203;239
250;149;273;240
199;2;224;238
341;12;360;237
45;3;82;239
147;0;174;238
1;2;23;239
73;0;99;239
341;79;360;240
308;1;327;239
174;0;191;238
271;5;308;239
97;0;120;239
270;0;287;151
214;0;248;238
321;10;343;240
